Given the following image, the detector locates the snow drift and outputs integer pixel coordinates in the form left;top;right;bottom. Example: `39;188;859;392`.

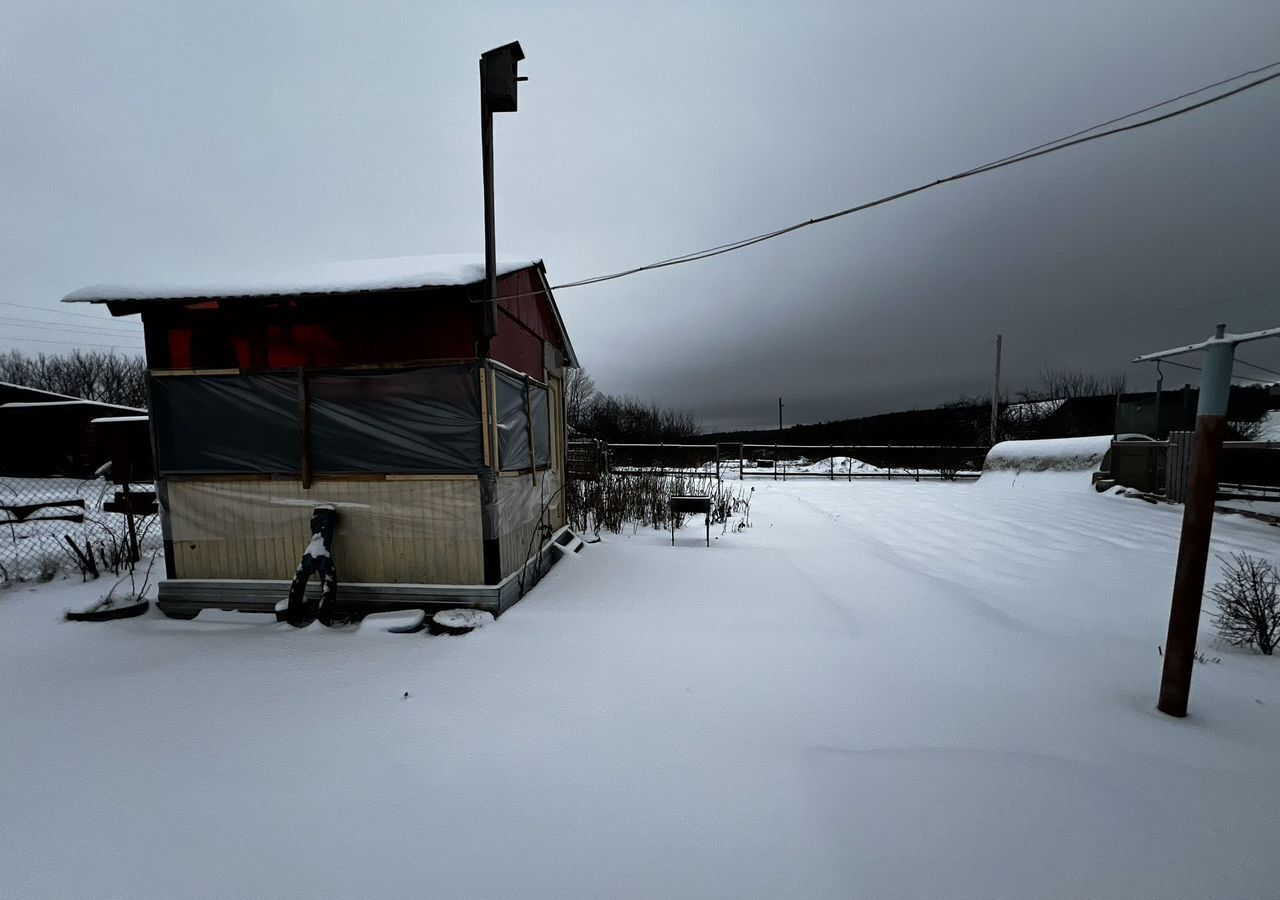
983;435;1118;473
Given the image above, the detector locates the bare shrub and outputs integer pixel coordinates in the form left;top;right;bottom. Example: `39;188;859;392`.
1209;552;1280;655
567;470;751;536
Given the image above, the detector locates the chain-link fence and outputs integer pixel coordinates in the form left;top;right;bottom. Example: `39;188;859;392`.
0;477;160;583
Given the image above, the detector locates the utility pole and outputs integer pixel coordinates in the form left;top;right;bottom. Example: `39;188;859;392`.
1134;322;1280;717
478;41;526;584
990;334;1002;445
775;397;783;482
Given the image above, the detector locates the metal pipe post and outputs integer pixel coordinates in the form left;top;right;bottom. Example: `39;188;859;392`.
1157;330;1233;717
480;96;497;355
990;333;1002;444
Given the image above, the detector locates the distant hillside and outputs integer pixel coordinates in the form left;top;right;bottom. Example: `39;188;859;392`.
707;401;992;447
705;385;1277;447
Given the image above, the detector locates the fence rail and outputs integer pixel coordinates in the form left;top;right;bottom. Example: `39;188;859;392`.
569;441;986;482
1106;437;1280;505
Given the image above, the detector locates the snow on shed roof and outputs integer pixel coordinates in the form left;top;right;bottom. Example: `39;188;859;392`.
1;399;146;413
0;380;89;403
63;254;542;304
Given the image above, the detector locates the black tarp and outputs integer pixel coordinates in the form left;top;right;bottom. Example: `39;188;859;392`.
150;366;485;475
150;373;300;473
308;367;483;474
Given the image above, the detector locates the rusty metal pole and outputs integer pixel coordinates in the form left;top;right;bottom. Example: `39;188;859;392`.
1135;322;1280;717
1156;332;1233;717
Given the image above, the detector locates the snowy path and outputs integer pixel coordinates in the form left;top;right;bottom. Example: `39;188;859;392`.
1;473;1277;899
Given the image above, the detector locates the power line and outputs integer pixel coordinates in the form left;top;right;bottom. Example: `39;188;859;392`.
0;299;133;324
1;335;145;351
1148;356;1266;385
549;62;1280;293
0;316;143;338
1235;357;1280;378
1128;289;1280;323
953;59;1280;176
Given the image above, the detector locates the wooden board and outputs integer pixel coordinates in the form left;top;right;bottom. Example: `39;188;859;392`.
168;477;484;583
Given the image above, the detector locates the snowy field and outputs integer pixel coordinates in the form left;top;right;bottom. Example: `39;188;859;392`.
2;471;1278;899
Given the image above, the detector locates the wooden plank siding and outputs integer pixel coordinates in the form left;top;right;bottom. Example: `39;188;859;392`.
168;476;484;583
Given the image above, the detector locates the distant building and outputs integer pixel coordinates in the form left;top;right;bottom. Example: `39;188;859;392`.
0;381;145;476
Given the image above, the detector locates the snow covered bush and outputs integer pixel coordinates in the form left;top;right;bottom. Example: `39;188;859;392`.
1209;553;1279;655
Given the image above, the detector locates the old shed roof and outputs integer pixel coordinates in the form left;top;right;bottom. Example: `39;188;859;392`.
63;254;541;304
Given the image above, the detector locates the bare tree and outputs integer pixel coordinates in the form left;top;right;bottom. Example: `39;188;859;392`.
0;350;148;407
577;393;701;443
1209;553;1279;655
1034;367;1127;401
564;367;598;435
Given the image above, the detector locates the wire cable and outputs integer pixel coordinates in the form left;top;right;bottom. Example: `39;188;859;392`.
549;63;1280;293
0;299;134;323
953;59;1280;176
0;316;143;338
1235;357;1280;378
1143;356;1268;385
2;335;145;351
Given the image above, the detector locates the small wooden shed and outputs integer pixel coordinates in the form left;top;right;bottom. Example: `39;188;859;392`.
64;254;578;619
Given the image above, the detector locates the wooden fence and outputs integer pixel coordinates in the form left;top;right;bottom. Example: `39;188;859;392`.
1109;434;1280;504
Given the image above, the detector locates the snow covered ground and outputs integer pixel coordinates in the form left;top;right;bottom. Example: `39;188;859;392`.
2;471;1278;899
1256;409;1280;442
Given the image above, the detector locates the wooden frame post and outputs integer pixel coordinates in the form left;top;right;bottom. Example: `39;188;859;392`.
298;368;312;490
525;374;538;486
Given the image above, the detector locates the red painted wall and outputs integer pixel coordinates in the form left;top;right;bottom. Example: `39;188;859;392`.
138;265;566;379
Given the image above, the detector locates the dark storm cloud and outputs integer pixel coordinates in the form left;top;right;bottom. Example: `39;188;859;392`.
3;1;1278;429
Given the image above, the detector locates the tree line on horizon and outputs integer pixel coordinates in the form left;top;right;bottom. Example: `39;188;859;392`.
0;349;148;408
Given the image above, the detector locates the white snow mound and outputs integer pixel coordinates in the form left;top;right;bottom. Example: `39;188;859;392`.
983;435;1117;473
433;609;494;630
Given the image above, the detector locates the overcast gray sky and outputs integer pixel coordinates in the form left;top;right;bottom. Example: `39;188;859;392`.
3;0;1278;429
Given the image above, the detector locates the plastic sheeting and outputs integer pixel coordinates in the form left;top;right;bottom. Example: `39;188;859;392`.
496;469;562;576
495;372;531;472
150;373;300;474
166;478;480;543
496;469;561;532
308;367;483;474
165;477;485;583
530;382;551;467
150;366;484;476
495;371;551;472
